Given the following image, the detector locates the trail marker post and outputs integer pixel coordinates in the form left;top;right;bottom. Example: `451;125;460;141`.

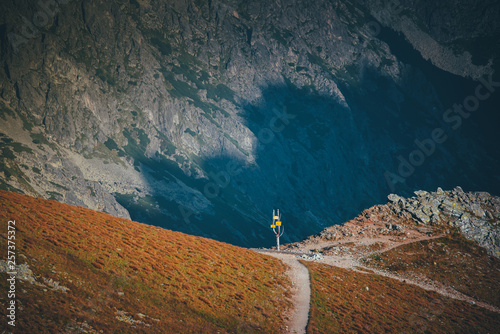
270;209;284;251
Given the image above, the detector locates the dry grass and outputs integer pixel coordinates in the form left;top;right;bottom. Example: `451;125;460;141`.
363;233;500;308
304;261;500;334
0;190;291;333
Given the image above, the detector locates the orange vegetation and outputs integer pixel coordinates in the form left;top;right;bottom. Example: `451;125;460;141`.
304;261;500;334
363;233;500;308
0;190;291;333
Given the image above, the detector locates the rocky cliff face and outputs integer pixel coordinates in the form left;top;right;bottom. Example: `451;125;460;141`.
0;0;499;246
388;187;500;258
360;0;500;78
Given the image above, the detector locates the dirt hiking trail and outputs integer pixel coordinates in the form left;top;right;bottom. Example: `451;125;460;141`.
255;250;310;334
254;227;500;333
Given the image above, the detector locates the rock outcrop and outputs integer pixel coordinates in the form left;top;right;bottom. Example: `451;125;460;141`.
387;187;500;257
300;188;500;258
0;0;499;246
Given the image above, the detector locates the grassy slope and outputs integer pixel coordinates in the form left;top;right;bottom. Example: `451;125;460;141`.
0;190;290;333
363;234;500;308
304;261;500;334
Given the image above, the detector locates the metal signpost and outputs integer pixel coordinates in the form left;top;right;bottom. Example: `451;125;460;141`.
270;209;284;251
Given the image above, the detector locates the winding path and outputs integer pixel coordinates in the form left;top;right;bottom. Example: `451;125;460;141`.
255;250;310;334
253;231;500;333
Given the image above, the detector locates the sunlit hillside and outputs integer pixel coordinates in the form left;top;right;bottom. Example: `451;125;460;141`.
305;261;500;333
1;189;499;333
0;190;290;333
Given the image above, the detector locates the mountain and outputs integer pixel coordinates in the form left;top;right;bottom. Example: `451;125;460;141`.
1;0;500;247
1;189;499;333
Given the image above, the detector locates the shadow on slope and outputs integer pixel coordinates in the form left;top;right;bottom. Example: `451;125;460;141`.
115;56;500;248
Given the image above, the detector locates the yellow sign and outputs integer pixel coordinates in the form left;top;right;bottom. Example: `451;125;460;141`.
276;221;281;226
271;224;276;229
273;216;280;220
